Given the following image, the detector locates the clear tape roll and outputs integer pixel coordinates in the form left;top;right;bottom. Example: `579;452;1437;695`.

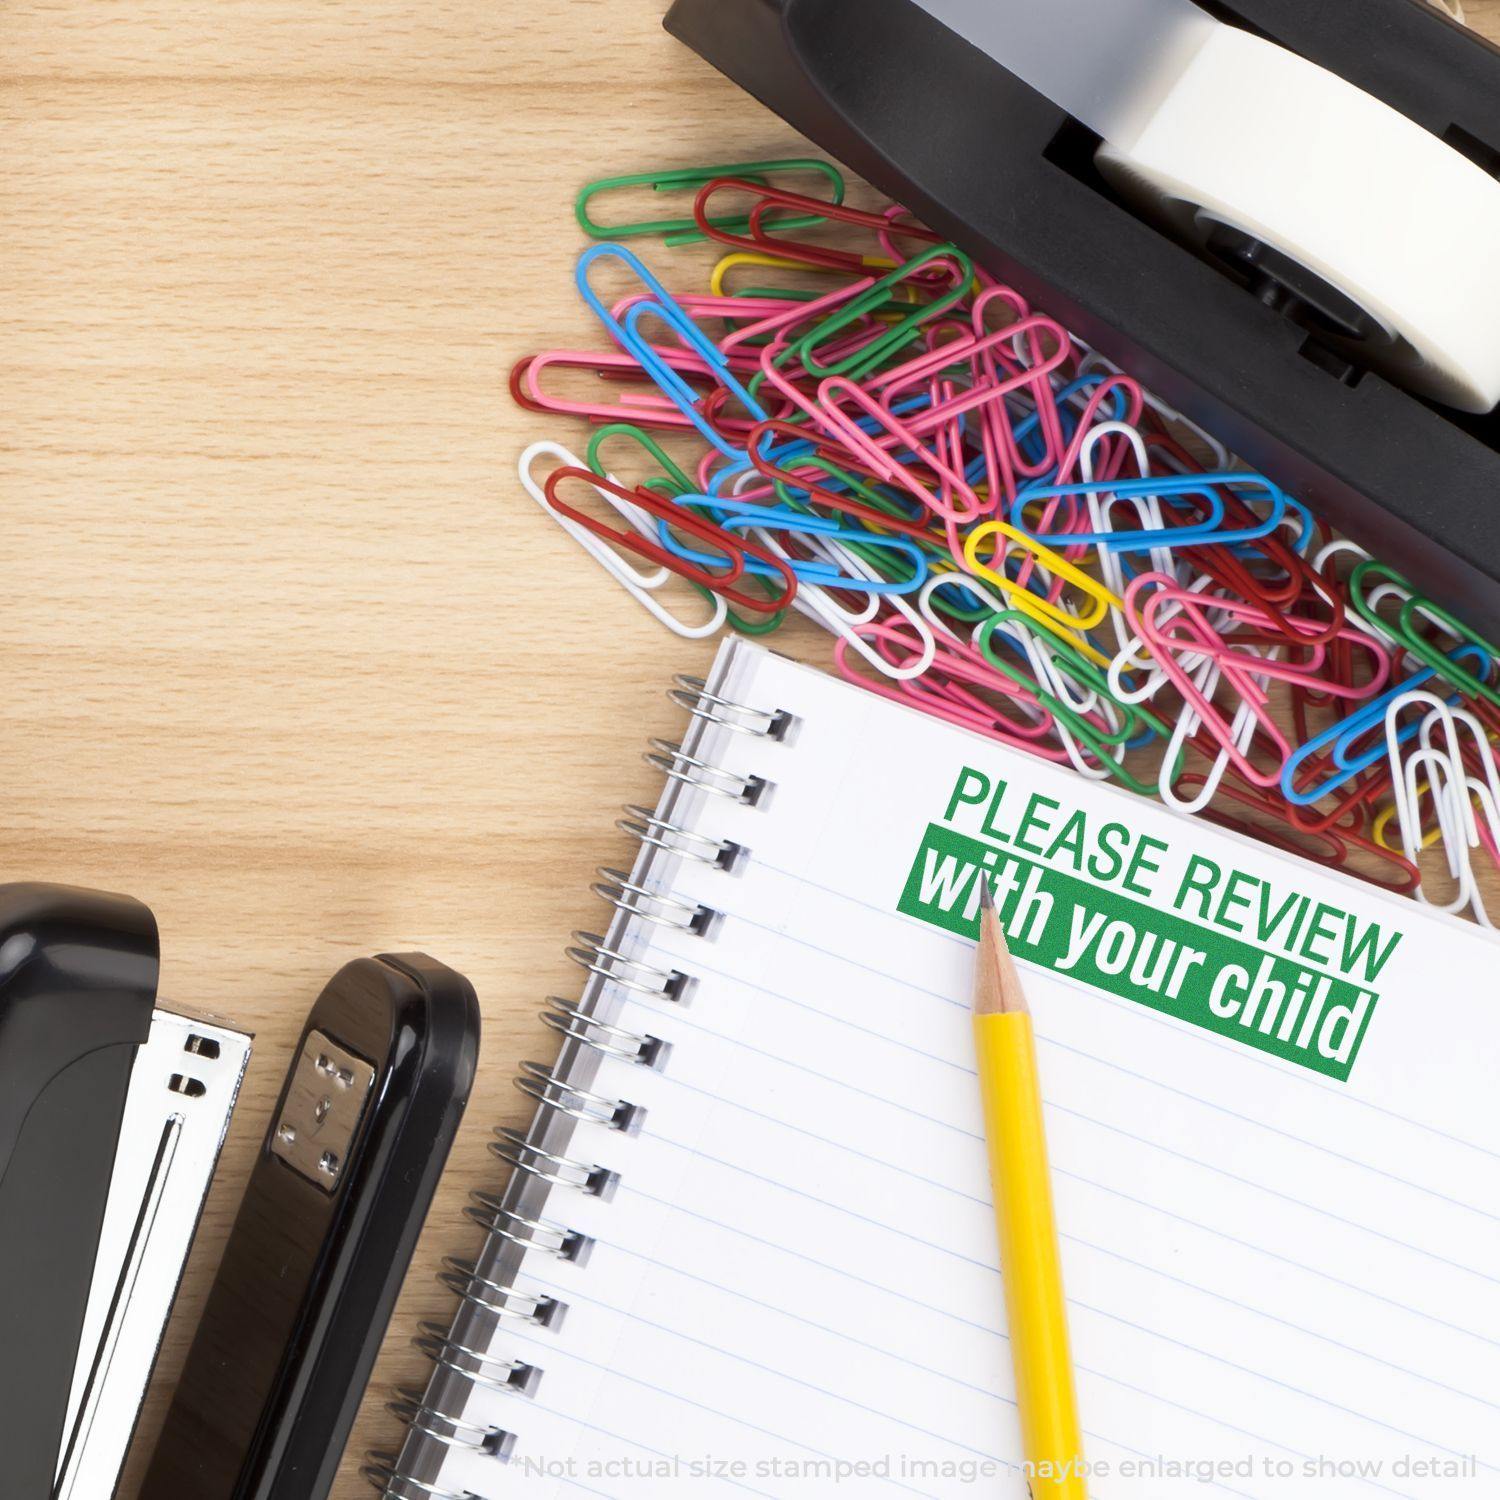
911;0;1219;147
912;0;1500;412
1096;25;1500;413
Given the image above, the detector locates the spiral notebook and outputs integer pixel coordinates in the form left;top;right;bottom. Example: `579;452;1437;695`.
380;638;1500;1500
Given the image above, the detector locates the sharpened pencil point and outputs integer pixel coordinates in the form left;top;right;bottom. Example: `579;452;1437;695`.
973;881;1029;1017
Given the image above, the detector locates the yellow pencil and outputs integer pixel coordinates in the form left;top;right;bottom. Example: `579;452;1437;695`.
973;880;1088;1499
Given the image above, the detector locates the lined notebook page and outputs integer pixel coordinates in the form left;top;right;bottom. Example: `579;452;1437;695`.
439;639;1500;1500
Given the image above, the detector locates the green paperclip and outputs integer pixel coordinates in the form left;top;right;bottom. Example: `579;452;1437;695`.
976;611;1175;797
575;160;845;247
744;247;965;405
792;245;975;381
1349;559;1500;709
587;423;696;498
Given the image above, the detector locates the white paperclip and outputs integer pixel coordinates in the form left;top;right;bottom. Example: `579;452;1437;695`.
916;570;1005;643
1384;692;1486;920
519;440;728;640
745;523;938;681
1075;349;1232;469
1157;648;1263;814
1074;423;1183;662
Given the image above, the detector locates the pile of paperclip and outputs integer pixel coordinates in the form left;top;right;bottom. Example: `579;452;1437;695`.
514;160;1500;922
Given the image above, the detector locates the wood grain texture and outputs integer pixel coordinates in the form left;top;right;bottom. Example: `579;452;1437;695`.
2;3;1497;1496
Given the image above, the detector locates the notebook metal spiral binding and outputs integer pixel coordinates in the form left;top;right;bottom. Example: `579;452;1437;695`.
512;1059;648;1134
413;1319;542;1396
616;804;743;868
540;995;672;1070
565;930;696;1001
490;1125;621;1199
387;1388;519;1462
361;1455;471;1500
464;1196;594;1265
369;674;788;1499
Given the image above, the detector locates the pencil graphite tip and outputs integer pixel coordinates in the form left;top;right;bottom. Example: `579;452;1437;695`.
973;882;1029;1017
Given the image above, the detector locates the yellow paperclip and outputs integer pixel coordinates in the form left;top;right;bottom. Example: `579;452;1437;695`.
963;522;1122;645
931;556;1114;669
709;250;899;299
1372;793;1442;852
1022;604;1118;672
1372;779;1491;853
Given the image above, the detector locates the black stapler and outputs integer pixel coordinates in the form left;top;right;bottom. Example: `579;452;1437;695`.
0;884;158;1497
0;882;249;1500
665;0;1500;637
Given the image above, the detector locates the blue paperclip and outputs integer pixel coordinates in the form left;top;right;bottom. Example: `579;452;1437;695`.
1279;644;1491;805
1005;374;1130;469
1010;472;1292;553
576;243;768;459
655;499;929;595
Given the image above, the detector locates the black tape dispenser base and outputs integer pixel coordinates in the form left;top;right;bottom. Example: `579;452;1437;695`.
665;0;1500;638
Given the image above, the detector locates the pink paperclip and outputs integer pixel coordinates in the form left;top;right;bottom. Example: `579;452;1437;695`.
720;276;877;359
834;621;1074;758
929;373;972;524
1050;374;1145;487
816;376;984;523
866;318;1075;535
1142;586;1393;700
1128;576;1300;787
970;283;1033;333
520;347;714;429
971;287;1072;484
757;339;848;433
875;203;951;269
866;319;1071;440
911;661;1063;747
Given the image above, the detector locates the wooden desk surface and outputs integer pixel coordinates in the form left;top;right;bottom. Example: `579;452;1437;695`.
5;3;1498;1495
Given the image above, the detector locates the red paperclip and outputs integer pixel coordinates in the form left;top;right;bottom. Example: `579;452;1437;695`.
542;467;797;614
692;178;942;272
1187;765;1420;894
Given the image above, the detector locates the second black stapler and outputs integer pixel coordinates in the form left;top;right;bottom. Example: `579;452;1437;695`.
140;952;480;1500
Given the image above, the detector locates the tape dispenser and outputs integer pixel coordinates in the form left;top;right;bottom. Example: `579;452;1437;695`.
665;0;1500;636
